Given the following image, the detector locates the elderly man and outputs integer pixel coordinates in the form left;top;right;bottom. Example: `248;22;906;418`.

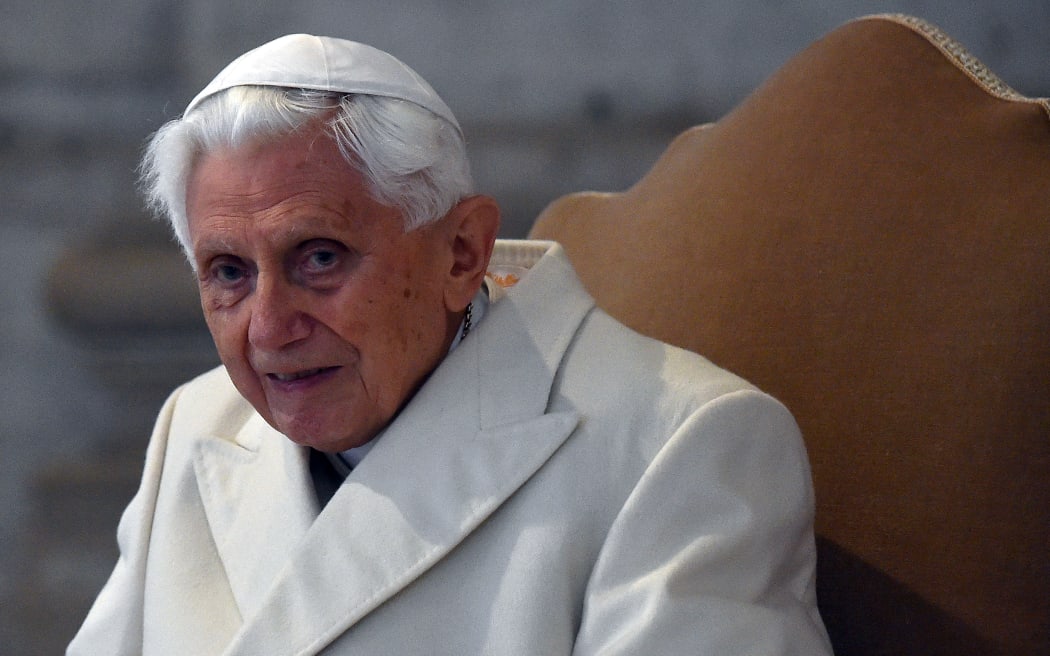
69;35;831;655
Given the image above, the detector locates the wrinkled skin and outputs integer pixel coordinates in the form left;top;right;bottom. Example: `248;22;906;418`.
186;126;497;452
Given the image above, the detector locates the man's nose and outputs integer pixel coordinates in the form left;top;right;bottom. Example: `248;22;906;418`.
247;276;311;350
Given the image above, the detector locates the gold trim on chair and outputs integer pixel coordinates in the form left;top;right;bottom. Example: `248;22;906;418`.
870;13;1050;117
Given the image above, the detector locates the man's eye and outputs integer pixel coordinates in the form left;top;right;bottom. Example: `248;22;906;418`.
213;262;247;283
301;246;347;277
307;250;337;269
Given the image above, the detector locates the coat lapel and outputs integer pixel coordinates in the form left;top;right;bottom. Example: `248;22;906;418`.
218;242;594;655
193;415;320;621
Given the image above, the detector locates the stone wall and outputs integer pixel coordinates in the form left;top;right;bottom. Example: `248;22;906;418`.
1;1;1046;652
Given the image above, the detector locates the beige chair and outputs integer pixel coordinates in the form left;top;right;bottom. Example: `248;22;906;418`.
529;14;1050;655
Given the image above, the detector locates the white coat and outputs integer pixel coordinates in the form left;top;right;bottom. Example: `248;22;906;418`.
69;241;832;655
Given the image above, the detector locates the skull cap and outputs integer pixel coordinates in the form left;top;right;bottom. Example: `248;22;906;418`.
184;34;460;132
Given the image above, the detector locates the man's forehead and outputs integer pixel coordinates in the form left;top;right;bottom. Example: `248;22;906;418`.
188;129;361;203
189;209;395;265
192;211;349;246
188;158;402;252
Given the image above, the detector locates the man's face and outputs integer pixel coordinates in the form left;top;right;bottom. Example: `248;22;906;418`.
186;127;459;452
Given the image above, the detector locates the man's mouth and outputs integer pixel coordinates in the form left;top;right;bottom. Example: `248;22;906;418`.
268;367;337;382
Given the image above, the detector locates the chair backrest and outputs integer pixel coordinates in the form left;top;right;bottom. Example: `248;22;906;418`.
528;14;1050;655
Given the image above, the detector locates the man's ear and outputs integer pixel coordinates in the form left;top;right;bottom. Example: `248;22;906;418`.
443;194;500;312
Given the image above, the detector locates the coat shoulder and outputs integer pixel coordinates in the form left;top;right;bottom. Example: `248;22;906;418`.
564;308;762;407
552;307;797;462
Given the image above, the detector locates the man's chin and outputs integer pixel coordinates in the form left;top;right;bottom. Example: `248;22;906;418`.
277;422;373;453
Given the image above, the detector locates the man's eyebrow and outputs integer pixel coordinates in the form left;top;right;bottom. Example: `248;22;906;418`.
191;205;364;251
271;222;344;248
192;233;239;258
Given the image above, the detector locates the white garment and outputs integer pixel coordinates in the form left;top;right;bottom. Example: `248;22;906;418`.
69;240;832;655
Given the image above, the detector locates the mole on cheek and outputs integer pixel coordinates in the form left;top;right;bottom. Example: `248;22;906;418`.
403;288;411;299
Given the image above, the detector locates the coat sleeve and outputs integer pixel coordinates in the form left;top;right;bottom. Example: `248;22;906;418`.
572;389;834;655
66;385;183;656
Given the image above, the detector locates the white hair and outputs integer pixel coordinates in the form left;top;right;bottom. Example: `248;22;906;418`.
139;86;474;258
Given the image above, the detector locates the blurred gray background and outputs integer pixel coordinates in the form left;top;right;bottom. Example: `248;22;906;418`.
1;1;1046;652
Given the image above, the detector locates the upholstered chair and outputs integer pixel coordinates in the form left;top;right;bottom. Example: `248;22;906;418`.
529;14;1050;655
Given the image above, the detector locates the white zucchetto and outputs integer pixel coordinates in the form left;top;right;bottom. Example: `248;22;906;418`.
184;34;460;132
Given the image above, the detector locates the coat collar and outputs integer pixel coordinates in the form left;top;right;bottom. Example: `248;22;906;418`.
194;241;594;654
